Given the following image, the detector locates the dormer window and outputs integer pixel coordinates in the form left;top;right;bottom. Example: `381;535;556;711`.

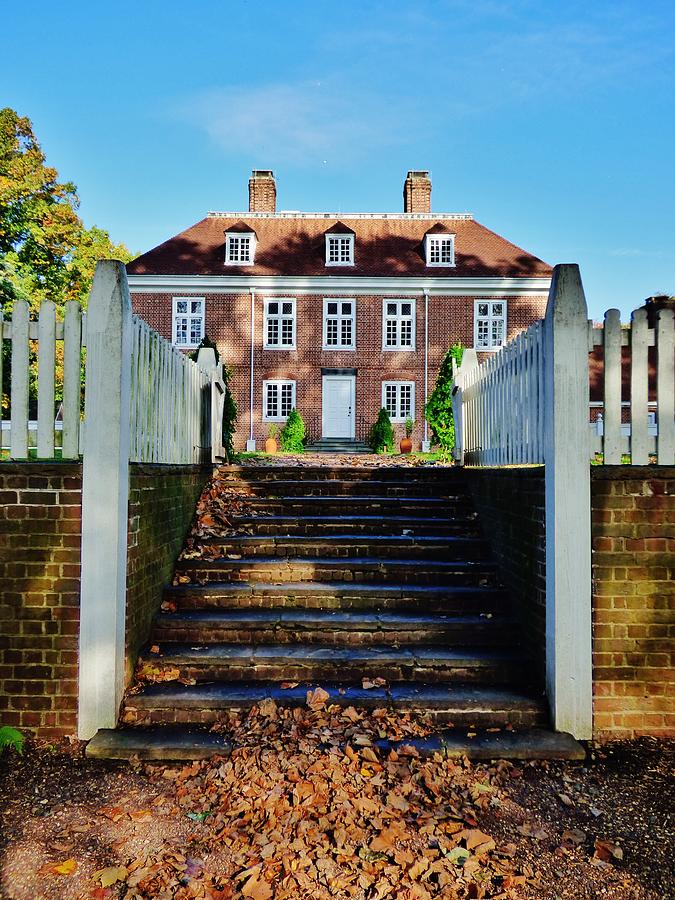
324;223;355;266
224;224;257;265
424;230;455;267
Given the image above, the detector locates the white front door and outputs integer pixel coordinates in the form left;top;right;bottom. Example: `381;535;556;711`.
322;376;355;438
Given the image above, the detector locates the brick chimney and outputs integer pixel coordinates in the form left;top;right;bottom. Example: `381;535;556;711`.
248;170;276;213
403;170;431;213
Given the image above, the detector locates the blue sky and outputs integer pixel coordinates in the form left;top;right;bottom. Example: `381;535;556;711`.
2;0;674;319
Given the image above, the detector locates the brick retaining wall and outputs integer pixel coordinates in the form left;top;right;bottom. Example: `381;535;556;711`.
591;467;674;739
0;462;210;738
462;467;547;687
126;464;210;680
0;464;82;739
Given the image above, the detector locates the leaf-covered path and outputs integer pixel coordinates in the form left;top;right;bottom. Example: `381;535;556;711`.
0;709;671;900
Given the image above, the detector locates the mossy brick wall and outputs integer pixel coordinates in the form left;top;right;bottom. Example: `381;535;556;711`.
462;467;546;687
591;468;674;740
0;464;82;739
125;464;210;680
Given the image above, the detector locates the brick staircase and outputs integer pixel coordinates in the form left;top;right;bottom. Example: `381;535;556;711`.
88;465;583;760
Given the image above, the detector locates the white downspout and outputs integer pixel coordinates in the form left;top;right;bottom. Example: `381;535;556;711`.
246;289;256;451
422;289;431;452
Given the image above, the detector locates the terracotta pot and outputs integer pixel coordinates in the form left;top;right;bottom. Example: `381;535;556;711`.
400;437;413;454
264;437;278;454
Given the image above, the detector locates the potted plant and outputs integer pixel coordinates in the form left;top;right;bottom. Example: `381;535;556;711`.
400;418;414;454
265;423;279;454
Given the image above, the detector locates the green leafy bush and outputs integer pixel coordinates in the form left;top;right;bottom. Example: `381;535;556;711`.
279;408;306;452
368;407;394;453
425;342;464;452
0;725;24;754
221;365;237;460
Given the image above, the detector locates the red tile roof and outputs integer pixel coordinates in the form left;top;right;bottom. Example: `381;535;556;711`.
127;214;552;278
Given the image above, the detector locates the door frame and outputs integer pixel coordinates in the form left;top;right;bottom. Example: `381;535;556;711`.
321;374;356;439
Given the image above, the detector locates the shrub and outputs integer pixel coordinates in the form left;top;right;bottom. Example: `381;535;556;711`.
405;417;414;438
0;725;24;755
425;342;464;452
368;407;395;453
279;408;306;452
221;365;237;461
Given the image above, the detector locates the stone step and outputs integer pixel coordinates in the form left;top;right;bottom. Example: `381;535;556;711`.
218;465;458;483
186;534;490;561
121;682;545;728
173;556;499;587
151;610;509;646
224;514;481;538
233;496;470;517
88;725;584;762
220;479;469;499
163;582;508;614
136;643;520;684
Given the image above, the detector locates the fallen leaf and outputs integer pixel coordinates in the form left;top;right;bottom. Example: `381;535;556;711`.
558;792;575;807
39;858;78;876
241;874;273;899
306;687;330;711
594;839;624;863
129;809;153;822
94;866;128;887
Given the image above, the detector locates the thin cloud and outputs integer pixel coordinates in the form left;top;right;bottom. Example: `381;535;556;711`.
174;81;414;167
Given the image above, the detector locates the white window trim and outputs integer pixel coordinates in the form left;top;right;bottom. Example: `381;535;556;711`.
322;298;356;351
382;381;415;423
225;232;256;266
263;379;296;421
424;233;456;267
382;298;416;352
263;297;297;350
172;297;205;348
473;298;508;351
325;233;355;267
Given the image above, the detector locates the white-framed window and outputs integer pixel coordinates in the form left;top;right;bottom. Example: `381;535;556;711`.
425;233;455;267
172;297;205;348
382;299;415;351
323;298;356;350
225;232;256;265
263;380;296;421
382;381;415;422
474;299;507;350
264;298;296;349
325;234;354;266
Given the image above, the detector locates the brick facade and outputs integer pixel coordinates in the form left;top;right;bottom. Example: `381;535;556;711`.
126;464;210;680
131;291;548;449
0;464;82;739
591;467;674;739
0;462;209;738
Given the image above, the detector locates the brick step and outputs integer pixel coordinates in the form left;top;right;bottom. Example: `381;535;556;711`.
151;610;510;646
221;479;470;499
174;556;499;587
164;582;508;614
136;643;519;684
88;725;584;762
186;535;490;561
121;682;544;728
218;465;459;483
227;496;466;517
224;514;481;538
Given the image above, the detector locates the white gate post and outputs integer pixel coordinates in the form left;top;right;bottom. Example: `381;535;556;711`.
78;261;132;739
543;264;593;739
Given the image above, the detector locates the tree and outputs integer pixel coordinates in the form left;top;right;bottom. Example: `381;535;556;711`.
368;407;394;453
425;342;464;452
0;107;134;314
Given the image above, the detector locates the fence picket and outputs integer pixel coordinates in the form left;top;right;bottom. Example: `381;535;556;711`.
62;301;82;458
37;300;56;458
656;308;674;464
603;309;622;463
10;300;30;458
630;308;649;464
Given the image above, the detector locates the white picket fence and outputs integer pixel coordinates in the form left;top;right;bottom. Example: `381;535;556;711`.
0;300;85;458
453;294;675;466
1;276;225;466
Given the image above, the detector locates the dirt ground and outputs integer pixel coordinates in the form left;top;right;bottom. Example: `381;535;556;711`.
0;707;671;900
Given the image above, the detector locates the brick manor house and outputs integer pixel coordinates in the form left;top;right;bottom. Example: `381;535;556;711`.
127;170;553;450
